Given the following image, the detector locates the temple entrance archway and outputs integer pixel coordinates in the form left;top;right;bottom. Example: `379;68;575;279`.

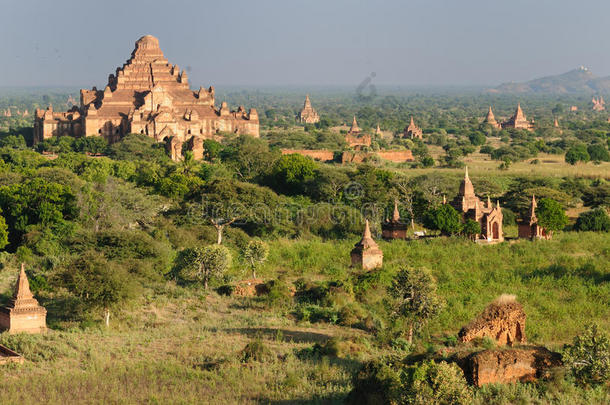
492;222;500;240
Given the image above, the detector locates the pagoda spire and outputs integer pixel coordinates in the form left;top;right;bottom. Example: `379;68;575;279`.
304;94;311;108
392;200;400;222
354;219;379;249
350;116;360;133
528;194;538;224
14;263;33;301
363;219;371;239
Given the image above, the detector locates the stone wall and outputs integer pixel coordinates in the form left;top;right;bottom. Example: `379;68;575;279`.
341;150;414;164
281;149;335;162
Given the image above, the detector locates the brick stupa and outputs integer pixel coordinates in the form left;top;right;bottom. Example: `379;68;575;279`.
0;264;47;334
351;220;383;270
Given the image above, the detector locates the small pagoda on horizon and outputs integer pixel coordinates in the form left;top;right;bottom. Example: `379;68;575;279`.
0;263;47;334
483;106;501;129
403;116;423;139
296;95;320;124
501;103;534;131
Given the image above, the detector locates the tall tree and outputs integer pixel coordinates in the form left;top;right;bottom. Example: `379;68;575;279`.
387;268;443;343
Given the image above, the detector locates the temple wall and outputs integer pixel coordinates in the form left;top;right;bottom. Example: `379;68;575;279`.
281;149;335;162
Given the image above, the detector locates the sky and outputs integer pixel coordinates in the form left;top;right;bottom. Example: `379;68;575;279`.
1;0;610;88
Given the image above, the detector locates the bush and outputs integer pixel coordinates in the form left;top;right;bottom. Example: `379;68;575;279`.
261;278;293;308
241;337;274;362
563;324;610;386
347;359;472;405
575;208;610;232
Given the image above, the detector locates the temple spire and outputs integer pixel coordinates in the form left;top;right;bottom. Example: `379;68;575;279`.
529;194;538;224
363;219;371;239
392;201;400;222
14;263;33;300
349;116;360;133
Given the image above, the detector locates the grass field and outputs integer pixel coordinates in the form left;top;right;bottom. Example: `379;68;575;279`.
0;232;607;403
424;147;610;180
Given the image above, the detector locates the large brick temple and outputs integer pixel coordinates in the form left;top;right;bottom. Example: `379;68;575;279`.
34;35;259;160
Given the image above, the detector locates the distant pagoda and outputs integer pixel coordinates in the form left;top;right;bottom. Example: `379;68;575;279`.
403;116;423;139
483;106;501;129
501;103;534;131
296;95;320;124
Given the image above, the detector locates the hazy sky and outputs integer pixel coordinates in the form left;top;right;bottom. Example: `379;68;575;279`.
2;0;610;88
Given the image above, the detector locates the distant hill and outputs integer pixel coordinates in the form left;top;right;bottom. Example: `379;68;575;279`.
489;66;610;94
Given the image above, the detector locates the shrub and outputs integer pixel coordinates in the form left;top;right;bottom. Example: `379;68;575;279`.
261;278;293;309
347;359;472;405
563;324;610;386
575;208;610;232
241;337;274;363
407;360;472;404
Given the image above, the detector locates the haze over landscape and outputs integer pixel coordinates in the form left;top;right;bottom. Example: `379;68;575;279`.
0;1;608;404
3;0;610;87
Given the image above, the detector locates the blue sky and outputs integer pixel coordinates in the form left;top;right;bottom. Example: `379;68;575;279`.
2;0;609;87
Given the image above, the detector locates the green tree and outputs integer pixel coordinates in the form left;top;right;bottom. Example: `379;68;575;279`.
178;245;231;289
271;153;317;195
202;139;223;161
565;144;590;165
421;156;435;168
536;198;568;235
0;208;8;250
221;135;278;180
563;324;610;386
423;204;462;236
57;251;138;327
587;144;610;162
575;208;610;232
388;268;443;343
462;219;480;240
243;239;269;279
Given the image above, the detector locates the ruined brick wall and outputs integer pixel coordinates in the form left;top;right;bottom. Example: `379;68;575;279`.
464;347;561;387
281;149;335;162
376;150;414;162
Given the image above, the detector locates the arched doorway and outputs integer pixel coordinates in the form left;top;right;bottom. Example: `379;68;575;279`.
492;222;500;240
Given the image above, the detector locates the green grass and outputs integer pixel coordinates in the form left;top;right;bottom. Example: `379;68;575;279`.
0;232;607;403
